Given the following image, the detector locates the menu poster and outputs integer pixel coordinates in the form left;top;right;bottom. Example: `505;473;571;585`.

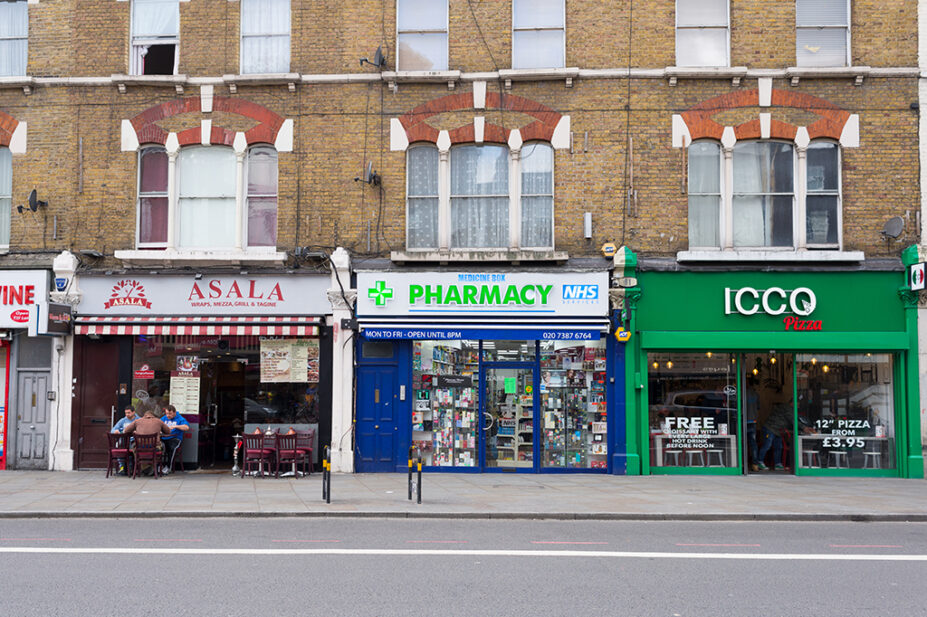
169;371;201;416
305;339;320;383
261;339;314;383
176;355;199;372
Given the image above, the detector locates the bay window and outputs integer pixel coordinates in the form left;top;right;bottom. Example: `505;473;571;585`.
512;0;565;70
241;0;291;74
131;0;179;75
796;0;849;67
136;144;278;250
406;142;554;251
676;0;729;67
687;139;841;251
397;0;448;71
0;0;27;77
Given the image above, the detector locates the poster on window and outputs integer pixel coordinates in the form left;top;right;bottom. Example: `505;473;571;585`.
169;371;201;416
261;339;315;383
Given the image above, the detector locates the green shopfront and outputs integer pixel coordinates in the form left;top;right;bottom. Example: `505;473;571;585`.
625;270;923;478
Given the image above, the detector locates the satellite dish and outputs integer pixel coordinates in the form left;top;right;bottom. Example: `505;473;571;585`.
882;216;904;239
27;189;47;212
363;161;381;186
373;46;385;68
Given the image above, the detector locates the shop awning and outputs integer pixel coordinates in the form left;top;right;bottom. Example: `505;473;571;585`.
75;315;322;336
358;318;610;341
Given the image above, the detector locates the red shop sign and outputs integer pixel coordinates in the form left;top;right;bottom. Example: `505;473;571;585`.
9;309;29;323
134;364;155;379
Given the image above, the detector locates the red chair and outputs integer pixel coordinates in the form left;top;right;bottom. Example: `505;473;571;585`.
241;433;273;477
295;429;314;476
132;434;163;479
275;433;300;478
106;433;130;478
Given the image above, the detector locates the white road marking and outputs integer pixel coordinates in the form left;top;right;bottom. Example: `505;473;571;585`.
0;547;924;561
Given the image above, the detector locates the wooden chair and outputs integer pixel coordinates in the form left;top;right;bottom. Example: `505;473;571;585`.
295;429;315;476
132;434;163;479
275;433;300;478
106;433;130;478
241;433;273;477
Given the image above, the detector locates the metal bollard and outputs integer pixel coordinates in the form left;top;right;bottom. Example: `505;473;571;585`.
408;446;416;501
416;454;422;504
322;446;331;504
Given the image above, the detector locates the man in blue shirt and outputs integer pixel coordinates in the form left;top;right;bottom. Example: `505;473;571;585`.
160;404;189;474
111;406;139;474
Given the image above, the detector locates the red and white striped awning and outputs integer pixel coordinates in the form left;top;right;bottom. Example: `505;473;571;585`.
75;315;322;336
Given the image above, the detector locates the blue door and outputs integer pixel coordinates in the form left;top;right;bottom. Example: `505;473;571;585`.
356;365;399;472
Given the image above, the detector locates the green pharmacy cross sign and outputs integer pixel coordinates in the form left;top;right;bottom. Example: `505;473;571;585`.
368;280;394;306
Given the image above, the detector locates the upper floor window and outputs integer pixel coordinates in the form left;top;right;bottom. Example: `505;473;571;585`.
131;0;179;75
397;0;447;71
676;0;728;67
0;1;28;77
512;0;564;70
241;0;290;74
137;144;277;250
687;140;841;251
796;0;849;67
406;142;554;251
0;147;10;248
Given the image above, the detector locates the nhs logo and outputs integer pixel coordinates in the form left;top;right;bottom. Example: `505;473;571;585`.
562;284;599;300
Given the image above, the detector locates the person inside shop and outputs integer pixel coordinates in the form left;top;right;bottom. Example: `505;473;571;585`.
755;401;791;471
122;409;172;476
160;404;190;475
744;380;760;472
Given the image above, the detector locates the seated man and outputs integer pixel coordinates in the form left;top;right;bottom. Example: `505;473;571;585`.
122;410;172;475
160;404;190;474
111;406;139;474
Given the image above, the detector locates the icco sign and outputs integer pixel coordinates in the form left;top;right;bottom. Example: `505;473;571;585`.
724;286;816;316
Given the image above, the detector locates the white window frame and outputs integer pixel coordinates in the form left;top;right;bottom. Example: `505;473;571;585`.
0;0;28;77
405;142;555;252
396;0;448;72
135;144;278;252
675;0;730;68
0;146;10;249
688;138;842;251
795;0;850;68
240;0;291;75
130;0;180;76
135;146;169;248
511;0;565;70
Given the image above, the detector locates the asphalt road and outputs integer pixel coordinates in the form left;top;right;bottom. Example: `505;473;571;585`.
0;518;925;617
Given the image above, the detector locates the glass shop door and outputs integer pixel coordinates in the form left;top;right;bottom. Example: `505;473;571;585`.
481;364;537;471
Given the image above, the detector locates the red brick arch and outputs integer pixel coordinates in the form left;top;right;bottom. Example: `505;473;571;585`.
130;97;285;146
399;92;563;145
0;110;20;148
680;89;851;142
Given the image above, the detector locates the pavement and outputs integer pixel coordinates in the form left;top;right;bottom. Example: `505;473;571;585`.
0;469;925;521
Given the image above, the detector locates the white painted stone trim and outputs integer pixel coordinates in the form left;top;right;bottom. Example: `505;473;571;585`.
508;128;523;151
721;126;736;149
671;114;690;148
794;126;810;149
839;114;859;148
200;84;214;113
760;113;771;139
120;119;139;152
474;116;484;143
677;249;865;262
758;78;772;106
390;118;409;151
233;131;247;154
473;81;486;109
165;132;180;155
200;119;212;145
274;118;293;152
551;115;570;149
9;122;26;154
436;129;451;152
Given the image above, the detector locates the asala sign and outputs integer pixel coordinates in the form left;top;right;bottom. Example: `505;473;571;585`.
724;286;822;331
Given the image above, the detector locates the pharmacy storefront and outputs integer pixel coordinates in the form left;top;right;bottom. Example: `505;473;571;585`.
355;270;619;473
626;270;923;478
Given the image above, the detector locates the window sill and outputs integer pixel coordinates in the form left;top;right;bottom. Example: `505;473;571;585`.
785;66;870;86
111;74;188;94
381;70;462;92
665;66;748;86
677;249;865;263
114;248;287;267
391;249;569;264
497;67;579;88
223;73;300;93
0;76;35;94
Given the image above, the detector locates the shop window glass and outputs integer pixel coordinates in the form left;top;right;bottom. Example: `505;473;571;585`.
138;146;169;246
0;147;10;247
512;0;564;70
397;0;448;71
0;1;28;77
17;336;51;369
412;340;479;467
540;340;608;469
796;353;895;470
648;352;738;468
732;141;794;248
241;0;291;74
480;339;536;362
